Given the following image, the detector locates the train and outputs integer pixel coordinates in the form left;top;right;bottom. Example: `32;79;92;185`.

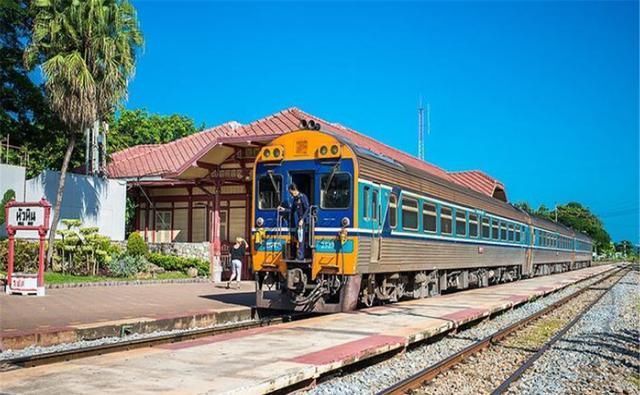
251;120;593;313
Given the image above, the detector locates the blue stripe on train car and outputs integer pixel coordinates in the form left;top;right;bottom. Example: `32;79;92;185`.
255;238;355;253
315;239;354;253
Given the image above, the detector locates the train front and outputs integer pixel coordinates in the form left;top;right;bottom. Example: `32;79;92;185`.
252;125;360;312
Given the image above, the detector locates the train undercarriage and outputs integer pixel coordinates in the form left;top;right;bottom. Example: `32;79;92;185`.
254;259;592;313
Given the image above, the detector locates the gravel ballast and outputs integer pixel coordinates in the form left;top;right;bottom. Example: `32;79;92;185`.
416;269;630;394
507;269;639;395
308;269;623;395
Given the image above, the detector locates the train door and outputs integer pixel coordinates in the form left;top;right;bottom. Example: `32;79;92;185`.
290;172;315;205
289;171;315;260
370;184;382;263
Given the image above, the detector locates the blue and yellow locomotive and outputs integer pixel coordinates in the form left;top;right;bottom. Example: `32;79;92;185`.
251;121;592;312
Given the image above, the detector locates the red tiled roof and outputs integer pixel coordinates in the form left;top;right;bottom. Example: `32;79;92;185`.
448;170;507;200
106;107;505;199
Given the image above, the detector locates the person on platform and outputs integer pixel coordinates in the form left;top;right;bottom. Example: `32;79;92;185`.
227;236;248;289
278;183;310;261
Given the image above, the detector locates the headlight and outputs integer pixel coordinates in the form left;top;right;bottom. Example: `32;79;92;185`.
319;145;328;155
263;149;270;158
341;217;350;227
273;148;281;158
330;145;339;155
256;217;264;227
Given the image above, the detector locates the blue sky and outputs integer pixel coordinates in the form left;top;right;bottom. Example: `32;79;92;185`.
127;1;639;243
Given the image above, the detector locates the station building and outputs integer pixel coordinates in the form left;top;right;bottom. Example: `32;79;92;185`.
106;108;508;279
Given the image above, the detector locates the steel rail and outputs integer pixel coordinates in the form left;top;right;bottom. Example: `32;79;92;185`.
490;266;630;394
377;266;626;395
1;312;309;370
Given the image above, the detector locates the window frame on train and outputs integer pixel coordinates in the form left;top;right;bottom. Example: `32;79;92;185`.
482;216;490;239
440;205;453;235
455;209;467;237
422;201;437;233
401;196;419;231
491;218;499;240
372;189;379;222
363;186;370;219
257;174;283;210
469;213;479;238
320;172;352;210
389;193;398;229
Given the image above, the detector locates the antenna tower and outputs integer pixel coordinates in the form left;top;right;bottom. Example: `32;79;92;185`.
418;97;424;160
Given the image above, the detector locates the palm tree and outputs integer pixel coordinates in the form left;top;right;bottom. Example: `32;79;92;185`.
24;0;143;265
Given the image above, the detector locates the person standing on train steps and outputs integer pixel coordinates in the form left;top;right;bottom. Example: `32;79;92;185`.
278;183;310;261
228;237;248;289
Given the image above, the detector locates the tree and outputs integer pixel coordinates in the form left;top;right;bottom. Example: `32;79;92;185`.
1;0;67;174
555;202;610;252
24;0;143;265
108;109;200;154
0;189;16;224
513;201;533;214
514;201;611;253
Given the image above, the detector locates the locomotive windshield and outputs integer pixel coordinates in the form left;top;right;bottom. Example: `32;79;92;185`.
320;173;351;209
257;174;282;209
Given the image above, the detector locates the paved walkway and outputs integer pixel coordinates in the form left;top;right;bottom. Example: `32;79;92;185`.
0;281;256;350
0;265;612;394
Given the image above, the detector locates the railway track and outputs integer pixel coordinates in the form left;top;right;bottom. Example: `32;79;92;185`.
0;311;310;371
376;265;630;395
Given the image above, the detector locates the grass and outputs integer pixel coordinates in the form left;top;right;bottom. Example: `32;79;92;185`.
508;318;565;349
1;271;191;284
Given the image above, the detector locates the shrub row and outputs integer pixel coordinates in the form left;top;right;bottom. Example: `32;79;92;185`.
146;253;209;276
0;239;40;273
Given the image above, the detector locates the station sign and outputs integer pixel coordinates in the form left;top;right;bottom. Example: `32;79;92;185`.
7;205;46;228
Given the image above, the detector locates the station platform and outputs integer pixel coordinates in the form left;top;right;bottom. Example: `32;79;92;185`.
0;265;612;395
0;281;256;351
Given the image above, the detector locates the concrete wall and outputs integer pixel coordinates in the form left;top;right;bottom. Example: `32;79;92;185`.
0;164;26;201
0;167;127;241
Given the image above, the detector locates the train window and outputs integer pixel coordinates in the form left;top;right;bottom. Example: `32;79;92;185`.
469;213;479;238
257;174;282;209
423;202;437;233
455;210;466;236
482;217;490;238
500;222;507;240
389;194;397;229
363;186;370;219
491;218;499;240
515;226;521;242
508;224;514;241
402;197;419;231
441;206;453;235
321;173;351;209
372;190;379;221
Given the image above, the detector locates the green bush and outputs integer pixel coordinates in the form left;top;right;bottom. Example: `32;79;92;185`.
126;232;148;257
106;253;148;277
0;239;41;273
147;253;209;276
55;219;116;275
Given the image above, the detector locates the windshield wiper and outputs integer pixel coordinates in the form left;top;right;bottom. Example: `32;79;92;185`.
321;162;340;200
266;170;281;204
